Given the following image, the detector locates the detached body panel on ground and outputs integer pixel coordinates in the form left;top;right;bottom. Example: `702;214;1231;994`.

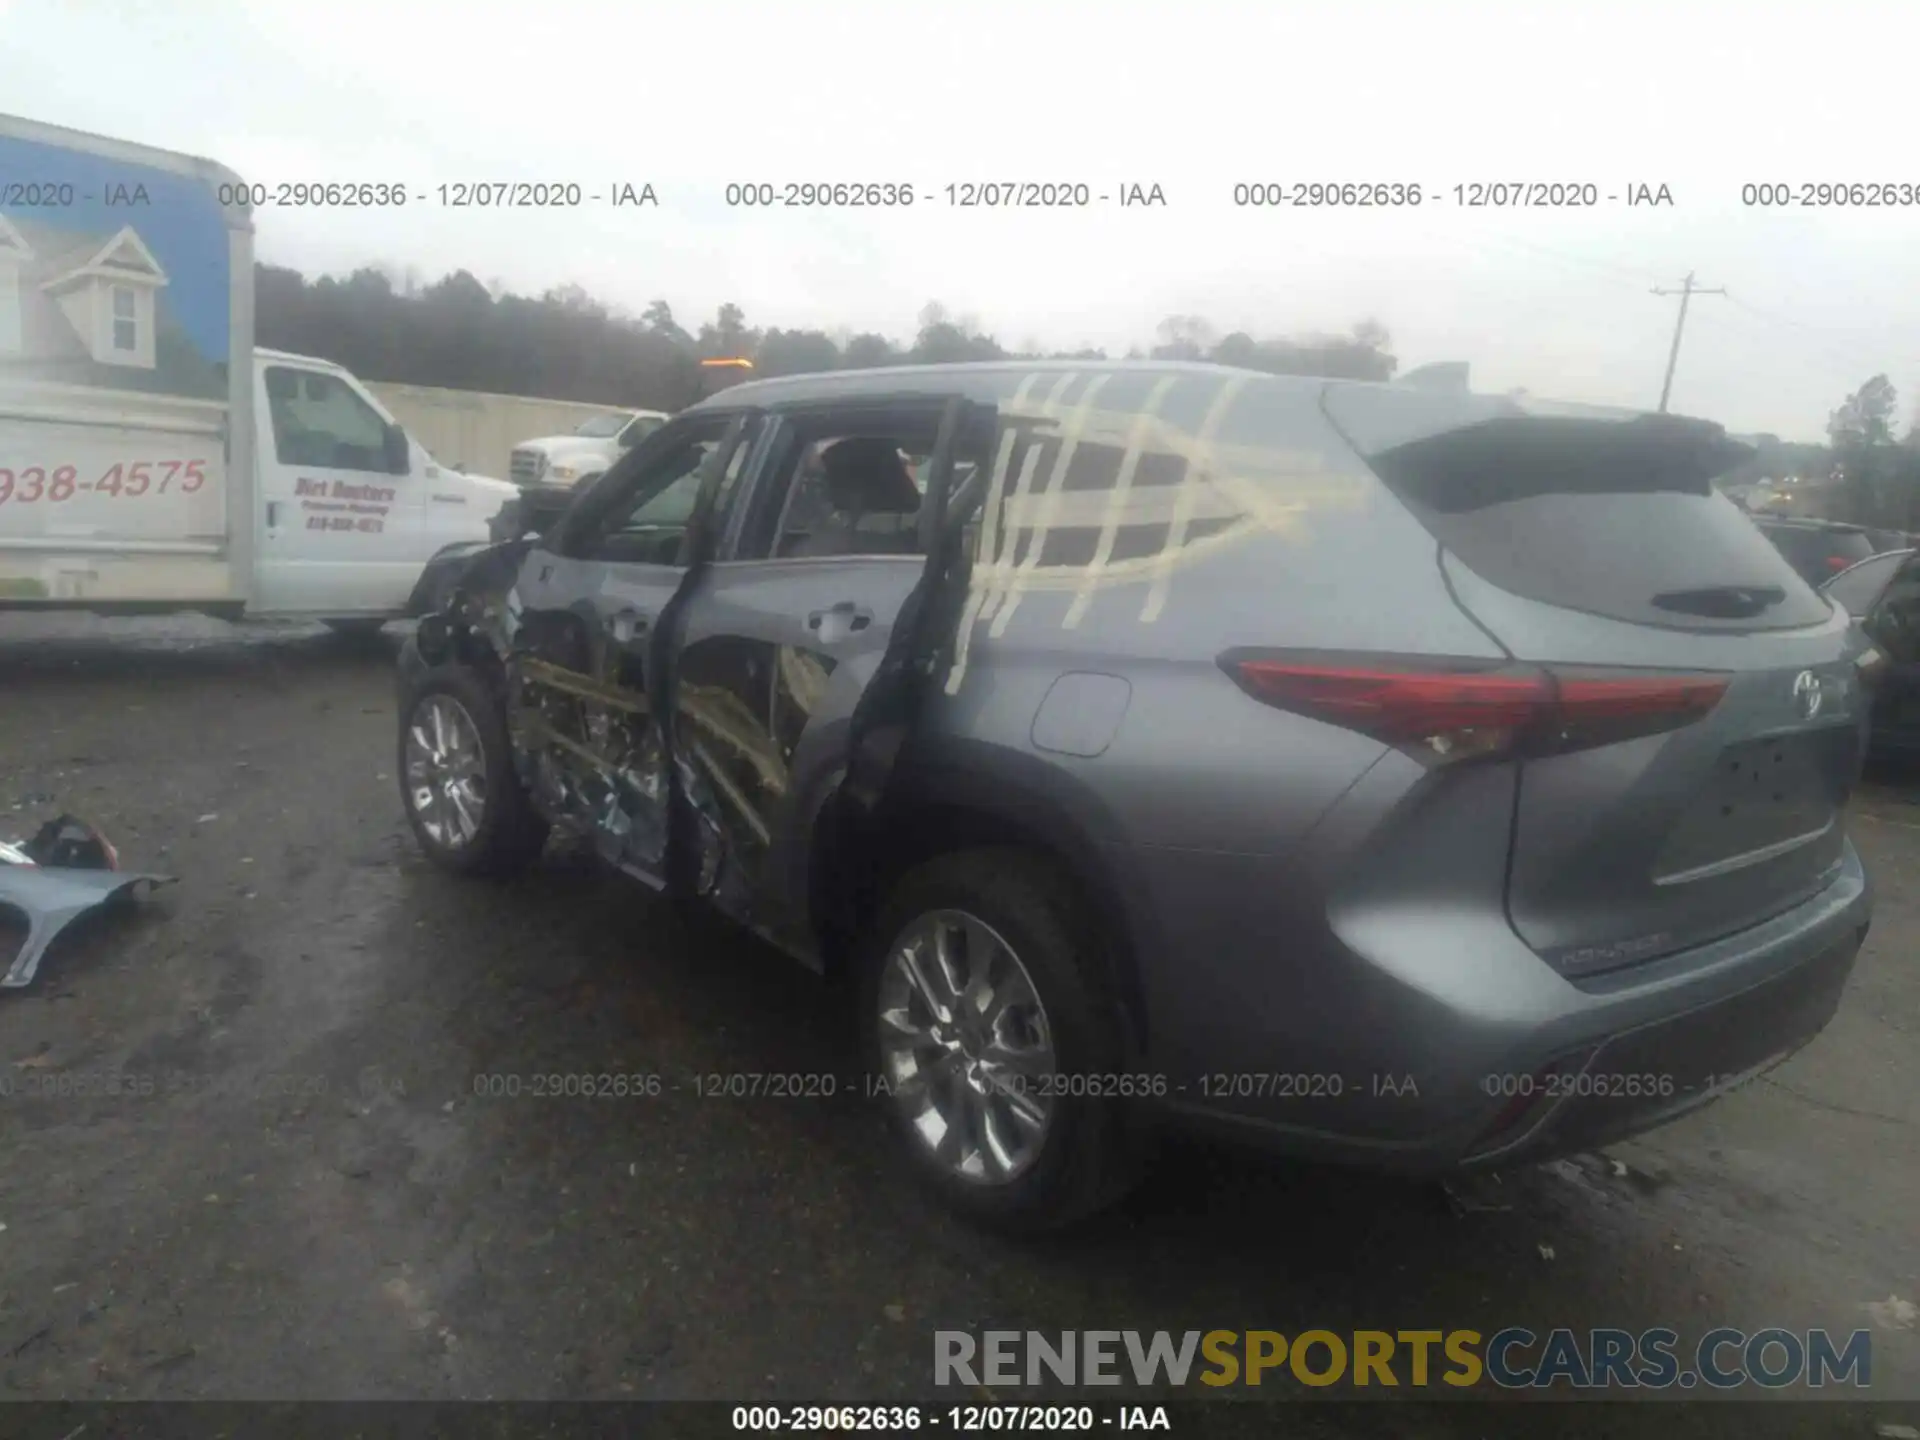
397;360;1873;1229
0;113;513;620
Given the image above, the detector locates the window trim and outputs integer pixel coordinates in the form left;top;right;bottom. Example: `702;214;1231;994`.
263;364;395;470
109;283;138;352
0;272;19;353
728;397;964;566
553;411;763;564
617;413;664;449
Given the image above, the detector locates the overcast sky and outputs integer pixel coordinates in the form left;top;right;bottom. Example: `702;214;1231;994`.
3;0;1916;441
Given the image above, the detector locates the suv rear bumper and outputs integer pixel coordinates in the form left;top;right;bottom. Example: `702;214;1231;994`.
1452;913;1863;1169
1131;835;1871;1173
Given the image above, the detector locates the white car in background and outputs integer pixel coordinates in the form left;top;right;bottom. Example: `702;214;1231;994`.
509;408;670;488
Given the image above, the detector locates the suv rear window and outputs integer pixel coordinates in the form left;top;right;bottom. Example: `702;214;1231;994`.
1366;416;1832;631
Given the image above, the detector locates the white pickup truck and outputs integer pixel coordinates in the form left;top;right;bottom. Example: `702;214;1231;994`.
509;408;669;488
0;112;515;627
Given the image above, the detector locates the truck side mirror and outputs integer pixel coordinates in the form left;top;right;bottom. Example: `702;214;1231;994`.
383;422;411;475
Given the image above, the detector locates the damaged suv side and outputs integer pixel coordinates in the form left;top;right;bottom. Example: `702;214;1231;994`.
397;362;1871;1233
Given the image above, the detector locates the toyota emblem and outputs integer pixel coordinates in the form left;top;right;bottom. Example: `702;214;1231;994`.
1792;670;1823;720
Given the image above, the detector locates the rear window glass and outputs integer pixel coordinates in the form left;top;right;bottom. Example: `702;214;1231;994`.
1369;418;1831;631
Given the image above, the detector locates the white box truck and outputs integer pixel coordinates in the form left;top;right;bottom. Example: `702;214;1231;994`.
0;113;516;626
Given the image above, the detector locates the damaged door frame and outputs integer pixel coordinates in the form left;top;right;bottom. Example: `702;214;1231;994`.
806;393;990;943
646;392;985;938
838;394;978;815
487;391;986;953
647;409;765;902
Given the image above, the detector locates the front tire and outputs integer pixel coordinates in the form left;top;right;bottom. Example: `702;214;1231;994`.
398;666;548;876
859;847;1144;1233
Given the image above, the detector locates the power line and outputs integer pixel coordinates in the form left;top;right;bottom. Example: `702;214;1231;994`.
1651;272;1726;412
1440;233;1920;422
1720;292;1920;380
1477;233;1672;287
1454;234;1915;375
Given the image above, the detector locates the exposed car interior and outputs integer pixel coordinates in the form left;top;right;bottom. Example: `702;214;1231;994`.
776;435;927;558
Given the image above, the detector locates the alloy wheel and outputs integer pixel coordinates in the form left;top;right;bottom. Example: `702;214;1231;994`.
405;694;488;850
875;908;1058;1184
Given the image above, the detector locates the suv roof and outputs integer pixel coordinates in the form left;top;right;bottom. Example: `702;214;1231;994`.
680;358;1706;433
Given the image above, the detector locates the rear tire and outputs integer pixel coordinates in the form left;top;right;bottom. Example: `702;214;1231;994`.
398;666;548;877
859;847;1144;1233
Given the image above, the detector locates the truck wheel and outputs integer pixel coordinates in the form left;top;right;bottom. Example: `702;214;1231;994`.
398;667;548;876
859;847;1144;1233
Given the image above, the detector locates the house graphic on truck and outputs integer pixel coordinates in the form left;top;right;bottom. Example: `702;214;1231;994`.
0;211;224;399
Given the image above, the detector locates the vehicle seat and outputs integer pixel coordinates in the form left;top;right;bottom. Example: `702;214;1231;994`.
786;438;922;557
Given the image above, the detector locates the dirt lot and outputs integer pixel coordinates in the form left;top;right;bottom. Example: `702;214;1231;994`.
1;614;1916;1430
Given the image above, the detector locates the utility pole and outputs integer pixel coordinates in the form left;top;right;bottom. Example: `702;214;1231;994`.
1651;272;1726;413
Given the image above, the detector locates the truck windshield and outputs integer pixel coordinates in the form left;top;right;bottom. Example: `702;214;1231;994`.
573;412;632;438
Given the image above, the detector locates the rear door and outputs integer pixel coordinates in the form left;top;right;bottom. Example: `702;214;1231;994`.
666;395;978;948
1332;399;1866;978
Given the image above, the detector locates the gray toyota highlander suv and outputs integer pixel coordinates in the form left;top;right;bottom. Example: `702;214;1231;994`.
395;361;1874;1232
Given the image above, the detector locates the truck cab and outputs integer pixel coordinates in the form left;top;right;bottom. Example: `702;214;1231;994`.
250;349;515;617
508;409;669;490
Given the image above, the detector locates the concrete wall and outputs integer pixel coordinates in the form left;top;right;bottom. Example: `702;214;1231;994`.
365;381;623;483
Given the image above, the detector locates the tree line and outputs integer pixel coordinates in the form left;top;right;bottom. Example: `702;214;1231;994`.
252;263;1398;414
254;260;1920;526
1725;374;1920;531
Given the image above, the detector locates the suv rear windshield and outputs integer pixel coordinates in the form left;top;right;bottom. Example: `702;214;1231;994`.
1365;416;1832;632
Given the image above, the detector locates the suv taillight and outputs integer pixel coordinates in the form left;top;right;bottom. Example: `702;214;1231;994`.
1220;652;1729;765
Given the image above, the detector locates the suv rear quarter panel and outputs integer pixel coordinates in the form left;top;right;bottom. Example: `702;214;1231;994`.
920;367;1507;850
884;367;1520;1121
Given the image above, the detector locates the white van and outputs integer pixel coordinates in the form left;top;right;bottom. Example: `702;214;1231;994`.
0;112;514;626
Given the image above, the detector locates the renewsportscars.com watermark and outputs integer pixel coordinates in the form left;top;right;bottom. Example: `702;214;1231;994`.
935;1328;1874;1390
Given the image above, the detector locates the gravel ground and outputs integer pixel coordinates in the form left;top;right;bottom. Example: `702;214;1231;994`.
0;612;1915;1435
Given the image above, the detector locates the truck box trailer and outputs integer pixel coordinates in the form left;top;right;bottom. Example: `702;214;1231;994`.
0;112;514;621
